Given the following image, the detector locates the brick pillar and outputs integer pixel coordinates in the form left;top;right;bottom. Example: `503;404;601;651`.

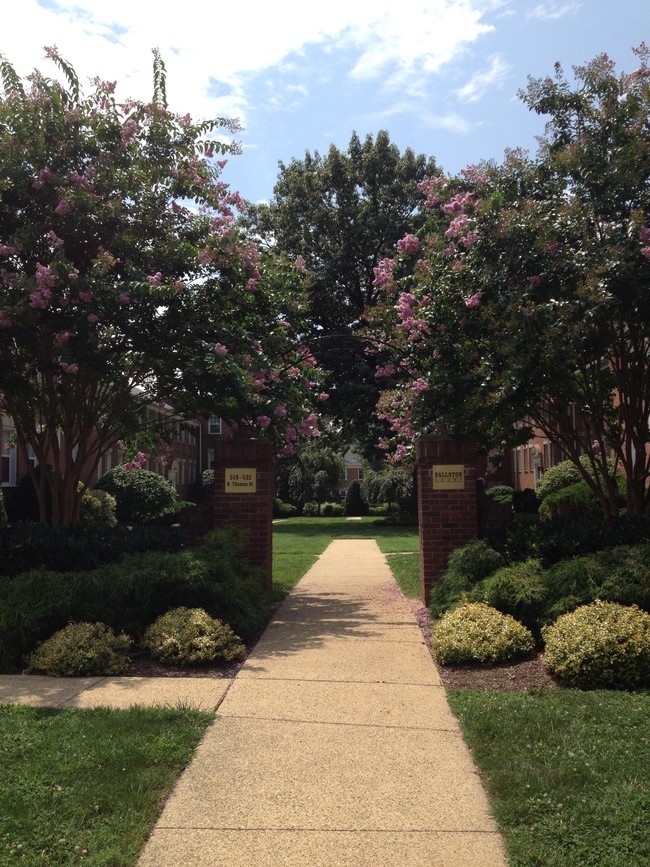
213;437;274;594
416;436;479;605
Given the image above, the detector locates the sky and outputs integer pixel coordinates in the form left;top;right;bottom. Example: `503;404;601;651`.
4;1;650;204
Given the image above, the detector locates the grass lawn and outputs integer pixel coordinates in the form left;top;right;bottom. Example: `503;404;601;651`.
447;688;650;866
0;704;213;866
272;516;421;600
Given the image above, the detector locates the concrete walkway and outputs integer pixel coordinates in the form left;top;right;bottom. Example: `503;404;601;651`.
0;539;508;866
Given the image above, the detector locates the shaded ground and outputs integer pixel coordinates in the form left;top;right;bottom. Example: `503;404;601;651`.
125;600;556;691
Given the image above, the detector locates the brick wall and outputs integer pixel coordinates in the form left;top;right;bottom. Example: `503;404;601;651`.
212;437;274;594
416;436;479;605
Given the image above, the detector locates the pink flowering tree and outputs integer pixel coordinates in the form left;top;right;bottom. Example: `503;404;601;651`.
370;47;650;519
0;50;321;525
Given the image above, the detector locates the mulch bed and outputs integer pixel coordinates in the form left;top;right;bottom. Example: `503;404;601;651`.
124;600;557;691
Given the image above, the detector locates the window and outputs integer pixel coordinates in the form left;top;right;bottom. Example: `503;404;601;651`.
1;429;17;486
208;416;222;435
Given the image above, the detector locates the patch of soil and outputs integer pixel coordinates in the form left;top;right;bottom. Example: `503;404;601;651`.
124;602;556;691
409;600;556;691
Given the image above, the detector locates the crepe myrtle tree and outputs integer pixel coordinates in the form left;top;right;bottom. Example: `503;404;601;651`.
369;47;650;519
0;49;324;526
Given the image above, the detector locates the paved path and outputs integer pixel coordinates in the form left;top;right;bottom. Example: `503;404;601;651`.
138;539;508;866
0;539;508;865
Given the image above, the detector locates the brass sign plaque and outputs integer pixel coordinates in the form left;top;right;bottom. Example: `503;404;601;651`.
225;468;257;493
432;464;465;490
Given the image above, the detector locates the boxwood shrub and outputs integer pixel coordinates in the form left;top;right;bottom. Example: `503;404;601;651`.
28;622;132;677
143;607;245;666
432;602;534;666
542;601;650;689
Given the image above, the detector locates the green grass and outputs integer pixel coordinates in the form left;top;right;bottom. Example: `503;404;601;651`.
272;517;421;599
0;704;213;866
447;688;650;867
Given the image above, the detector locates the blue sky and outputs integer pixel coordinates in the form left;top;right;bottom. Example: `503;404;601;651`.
6;1;650;203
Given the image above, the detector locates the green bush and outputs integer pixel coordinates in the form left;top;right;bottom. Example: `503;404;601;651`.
0;523;182;577
80;488;117;527
432;602;534;665
469;558;550;632
538;480;605;522
512;488;539;514
95;466;178;524
143;607;245;666
322;502;345;517
273;498;298;518
302;501;319;516
343;480;367;517
0;528;268;672
28;622;132;677
429;539;505;619
484;484;514;506
542;601;650;689
535;459;585;501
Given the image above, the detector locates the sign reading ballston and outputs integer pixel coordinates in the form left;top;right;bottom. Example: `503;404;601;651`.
225;468;257;493
432;464;465;490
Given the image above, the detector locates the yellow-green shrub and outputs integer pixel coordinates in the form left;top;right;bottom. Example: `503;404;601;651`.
143;607;245;666
28;622;132;676
432;602;534;666
542;601;650;690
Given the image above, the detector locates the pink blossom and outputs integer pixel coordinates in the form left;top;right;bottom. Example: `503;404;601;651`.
54;198;70;216
442;243;457;257
285;426;297;442
410;377;429;393
641;247;650;259
118;292;130;304
60;362;79;374
214;343;228;356
283;443;295;456
640;226;650;242
56;331;72;345
288;367;301;379
294;255;307;273
147;272;162;285
256;415;271;428
528;276;541;286
124;451;147;470
273;406;288;417
300;413;320;438
432;349;442;361
251;340;263;352
592;439;602;453
87;313;99;324
245;278;258;292
445;214;469;238
217;159;228;169
78;291;93;302
0;244;17;256
35;263;55;290
47;230;64;248
397;234;421;254
318;392;329;402
0;310;12;328
464;292;482;309
372;258;396;287
460;231;480;248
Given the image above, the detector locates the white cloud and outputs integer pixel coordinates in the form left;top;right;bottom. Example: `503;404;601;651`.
455;54;510;102
5;0;497;125
527;2;581;21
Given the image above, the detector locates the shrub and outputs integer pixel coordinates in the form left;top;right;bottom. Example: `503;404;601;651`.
429;539;504;619
535;459;584;501
143;607;245;666
95;467;177;524
432;602;534;666
0;528;267;672
343;480;367;517
469;558;550;632
538;480;605;522
273;498;298;518
484;485;514;506
0;523;182;577
80;488;117;527
28;622;132;676
512;488;539;514
302;501;319;517
542;601;650;690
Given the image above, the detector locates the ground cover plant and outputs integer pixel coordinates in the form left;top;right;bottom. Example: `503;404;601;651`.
448;688;650;867
0;703;213;865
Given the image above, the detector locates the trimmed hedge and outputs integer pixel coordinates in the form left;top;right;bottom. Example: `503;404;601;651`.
28;622;132;677
0;528;268;672
432;602;534;665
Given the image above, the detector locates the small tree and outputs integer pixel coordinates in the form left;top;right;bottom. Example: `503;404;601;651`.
372;47;650;519
343;480;367;517
0;49;321;525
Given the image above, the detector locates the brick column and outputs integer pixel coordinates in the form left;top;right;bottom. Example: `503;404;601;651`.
213;437;274;594
416;436;479;605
